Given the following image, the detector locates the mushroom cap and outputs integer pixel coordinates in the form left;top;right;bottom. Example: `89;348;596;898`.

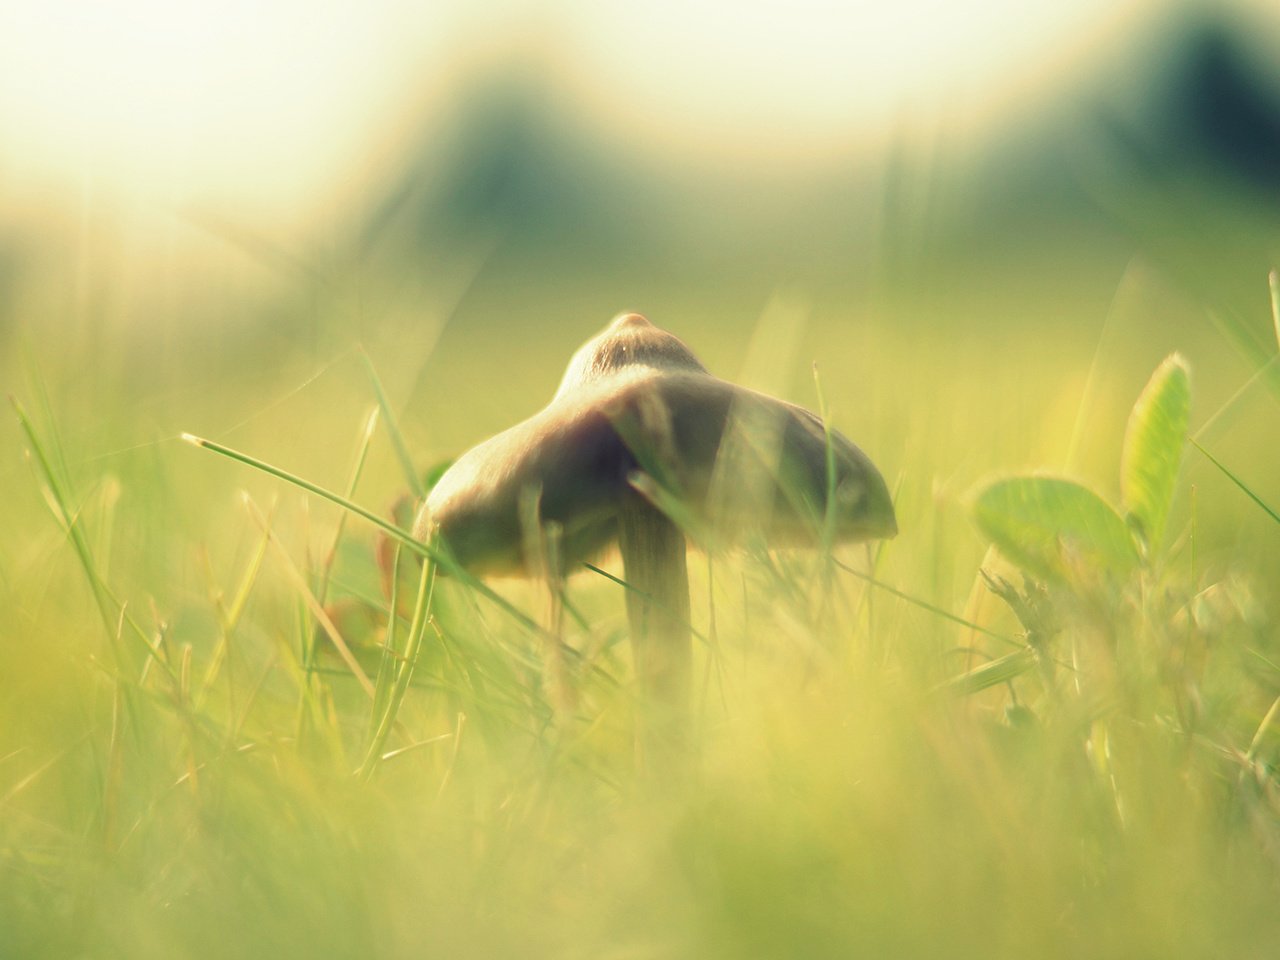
415;313;896;577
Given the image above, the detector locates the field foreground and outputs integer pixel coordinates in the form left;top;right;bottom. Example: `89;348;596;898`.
3;267;1280;959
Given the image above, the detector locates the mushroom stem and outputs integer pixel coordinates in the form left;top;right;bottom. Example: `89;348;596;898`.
618;494;692;754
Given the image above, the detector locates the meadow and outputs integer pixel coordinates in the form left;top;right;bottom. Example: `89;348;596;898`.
3;174;1280;960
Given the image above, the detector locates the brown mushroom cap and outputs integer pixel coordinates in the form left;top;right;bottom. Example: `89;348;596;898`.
414;313;896;576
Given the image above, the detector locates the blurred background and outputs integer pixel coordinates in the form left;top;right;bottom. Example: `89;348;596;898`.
5;5;1280;956
3;0;1280;585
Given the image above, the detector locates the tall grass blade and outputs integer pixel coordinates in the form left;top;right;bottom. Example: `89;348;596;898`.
316;406;379;609
361;350;426;501
14;396;115;643
15;396;176;684
360;547;437;780
19;340;73;494
244;495;375;697
195;506;274;713
369;543;404;732
225;521;272;634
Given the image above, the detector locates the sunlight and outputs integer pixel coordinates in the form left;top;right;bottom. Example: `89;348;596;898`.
0;0;454;220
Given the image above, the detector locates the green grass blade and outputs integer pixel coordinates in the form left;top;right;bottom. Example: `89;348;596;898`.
581;559;711;647
361;350;426;501
368;543;404;731
225;520;273;634
1190;439;1280;526
14;396;112;625
15;396;176;683
244;495;375;698
833;558;1020;648
19;340;74;495
181;433;543;634
1192;355;1280;444
1204;307;1273;379
360;548;437;780
316;406;380;609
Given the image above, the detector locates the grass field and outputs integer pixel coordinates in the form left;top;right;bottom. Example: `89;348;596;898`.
3;178;1280;959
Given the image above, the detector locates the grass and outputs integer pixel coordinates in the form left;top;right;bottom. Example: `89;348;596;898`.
3;245;1280;959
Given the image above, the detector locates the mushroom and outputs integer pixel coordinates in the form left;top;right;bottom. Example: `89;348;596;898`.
413;313;896;741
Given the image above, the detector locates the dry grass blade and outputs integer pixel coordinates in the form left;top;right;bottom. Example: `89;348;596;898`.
242;495;375;698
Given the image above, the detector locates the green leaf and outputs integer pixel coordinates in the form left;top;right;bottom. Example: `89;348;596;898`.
973;477;1139;582
1121;354;1191;556
423;458;456;492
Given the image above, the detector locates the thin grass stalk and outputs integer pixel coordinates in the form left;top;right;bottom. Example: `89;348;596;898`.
243;496;375;697
14;397;156;675
196;519;272;713
368;544;404;734
1190;439;1280;525
182;433;543;634
315;406;379;609
361;350;426;501
360;544;437;780
833;558;1020;647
